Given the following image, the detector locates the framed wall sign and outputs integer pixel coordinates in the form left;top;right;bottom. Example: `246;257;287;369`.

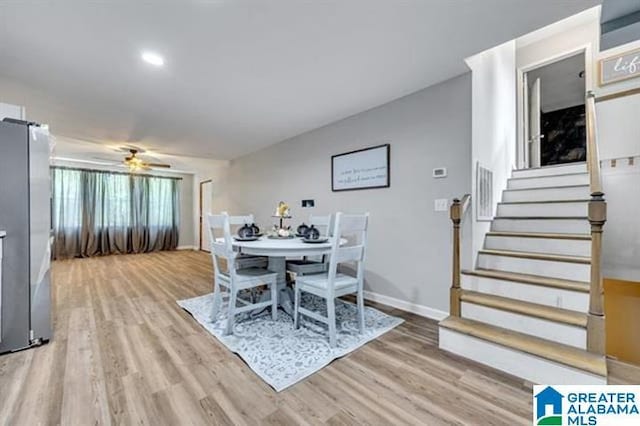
599;47;640;86
331;144;390;191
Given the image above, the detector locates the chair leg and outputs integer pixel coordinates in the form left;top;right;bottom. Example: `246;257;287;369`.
210;279;222;322
357;288;365;334
271;280;278;321
293;285;301;329
327;297;337;348
225;288;237;335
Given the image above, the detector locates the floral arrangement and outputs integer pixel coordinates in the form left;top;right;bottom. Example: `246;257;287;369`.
267;225;293;238
274;201;290;217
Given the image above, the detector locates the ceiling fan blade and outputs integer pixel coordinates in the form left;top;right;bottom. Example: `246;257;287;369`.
144;163;171;168
118;145;145;154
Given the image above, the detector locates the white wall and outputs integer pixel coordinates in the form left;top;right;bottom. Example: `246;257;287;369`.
466;41;517;264
595;40;640;282
600;160;640;281
0;101;25;120
217;74;472;315
597;93;640;160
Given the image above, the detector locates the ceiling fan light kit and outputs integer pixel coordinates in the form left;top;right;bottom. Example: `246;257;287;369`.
123;149;171;171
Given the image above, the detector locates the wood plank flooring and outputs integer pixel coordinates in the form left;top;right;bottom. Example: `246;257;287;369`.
0;251;635;425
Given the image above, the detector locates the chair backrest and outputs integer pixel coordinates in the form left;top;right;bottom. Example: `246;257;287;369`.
327;212;369;289
207;213;236;275
309;214;332;236
226;213;256;226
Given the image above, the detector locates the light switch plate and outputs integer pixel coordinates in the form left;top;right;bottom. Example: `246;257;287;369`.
434;199;449;212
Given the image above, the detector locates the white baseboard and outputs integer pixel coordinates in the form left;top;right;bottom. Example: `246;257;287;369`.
176;245;197;251
363;290;448;321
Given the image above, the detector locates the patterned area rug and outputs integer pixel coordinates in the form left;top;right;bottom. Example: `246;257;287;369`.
177;292;403;391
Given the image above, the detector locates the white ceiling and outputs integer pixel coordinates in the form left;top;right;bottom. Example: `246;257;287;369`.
0;0;600;160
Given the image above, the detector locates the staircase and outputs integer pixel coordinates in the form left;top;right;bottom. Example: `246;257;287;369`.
439;162;608;385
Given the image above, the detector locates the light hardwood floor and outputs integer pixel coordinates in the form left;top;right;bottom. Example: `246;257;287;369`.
0;251;635;425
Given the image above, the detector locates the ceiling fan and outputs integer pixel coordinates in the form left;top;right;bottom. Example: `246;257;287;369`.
122;148;171;171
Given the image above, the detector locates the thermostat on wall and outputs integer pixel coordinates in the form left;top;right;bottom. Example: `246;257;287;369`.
433;167;447;178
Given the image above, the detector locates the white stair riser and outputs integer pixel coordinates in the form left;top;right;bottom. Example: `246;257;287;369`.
439;328;606;385
502;186;590;202
461;274;589;312
497;202;588;217
461;303;586;349
508;174;589;190
491;219;589;234
512;163;587;179
485;235;591;257
477;254;590;281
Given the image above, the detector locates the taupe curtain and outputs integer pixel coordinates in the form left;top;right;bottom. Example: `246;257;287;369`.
52;167;180;259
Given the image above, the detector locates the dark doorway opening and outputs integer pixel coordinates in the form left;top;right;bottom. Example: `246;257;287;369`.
541;104;586;166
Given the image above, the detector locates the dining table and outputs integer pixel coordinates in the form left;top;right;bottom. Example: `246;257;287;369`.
230;236;346;316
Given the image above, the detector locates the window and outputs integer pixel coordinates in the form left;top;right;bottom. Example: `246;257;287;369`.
52;167;180;258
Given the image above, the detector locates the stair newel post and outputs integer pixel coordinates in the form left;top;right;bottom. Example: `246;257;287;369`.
450;198;462;317
587;192;606;354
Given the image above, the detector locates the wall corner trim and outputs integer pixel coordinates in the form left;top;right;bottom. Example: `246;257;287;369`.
363;290;448;321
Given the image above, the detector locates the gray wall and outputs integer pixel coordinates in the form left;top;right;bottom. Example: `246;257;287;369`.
177;173;195;248
222;73;472;313
601;0;640;50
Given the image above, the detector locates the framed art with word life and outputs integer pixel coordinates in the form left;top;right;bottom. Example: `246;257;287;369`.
599;47;640;86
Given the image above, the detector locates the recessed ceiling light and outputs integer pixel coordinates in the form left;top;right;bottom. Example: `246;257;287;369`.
141;51;164;66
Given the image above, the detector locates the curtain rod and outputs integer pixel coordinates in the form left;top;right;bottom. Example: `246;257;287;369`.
50;165;183;180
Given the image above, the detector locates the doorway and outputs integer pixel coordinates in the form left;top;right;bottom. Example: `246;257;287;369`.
523;52;587;168
199;180;212;252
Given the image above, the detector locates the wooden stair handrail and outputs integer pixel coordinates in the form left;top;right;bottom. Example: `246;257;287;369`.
586;91;606;355
449;194;471;317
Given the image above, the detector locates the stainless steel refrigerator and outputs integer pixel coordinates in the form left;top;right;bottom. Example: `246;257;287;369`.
0;118;52;353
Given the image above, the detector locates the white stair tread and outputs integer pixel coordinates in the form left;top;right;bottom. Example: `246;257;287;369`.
478;249;591;265
462;268;590;292
509;172;588;181
495;216;587;220
498;199;590;205
486;231;591;241
504;184;589;192
511;163;587;178
460;290;587;327
502;185;591;202
439;317;606;377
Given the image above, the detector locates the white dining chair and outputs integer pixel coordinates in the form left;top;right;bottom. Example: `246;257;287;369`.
286;214;333;276
224;212;268;269
309;214;333;237
293;212;369;347
207;213;278;335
